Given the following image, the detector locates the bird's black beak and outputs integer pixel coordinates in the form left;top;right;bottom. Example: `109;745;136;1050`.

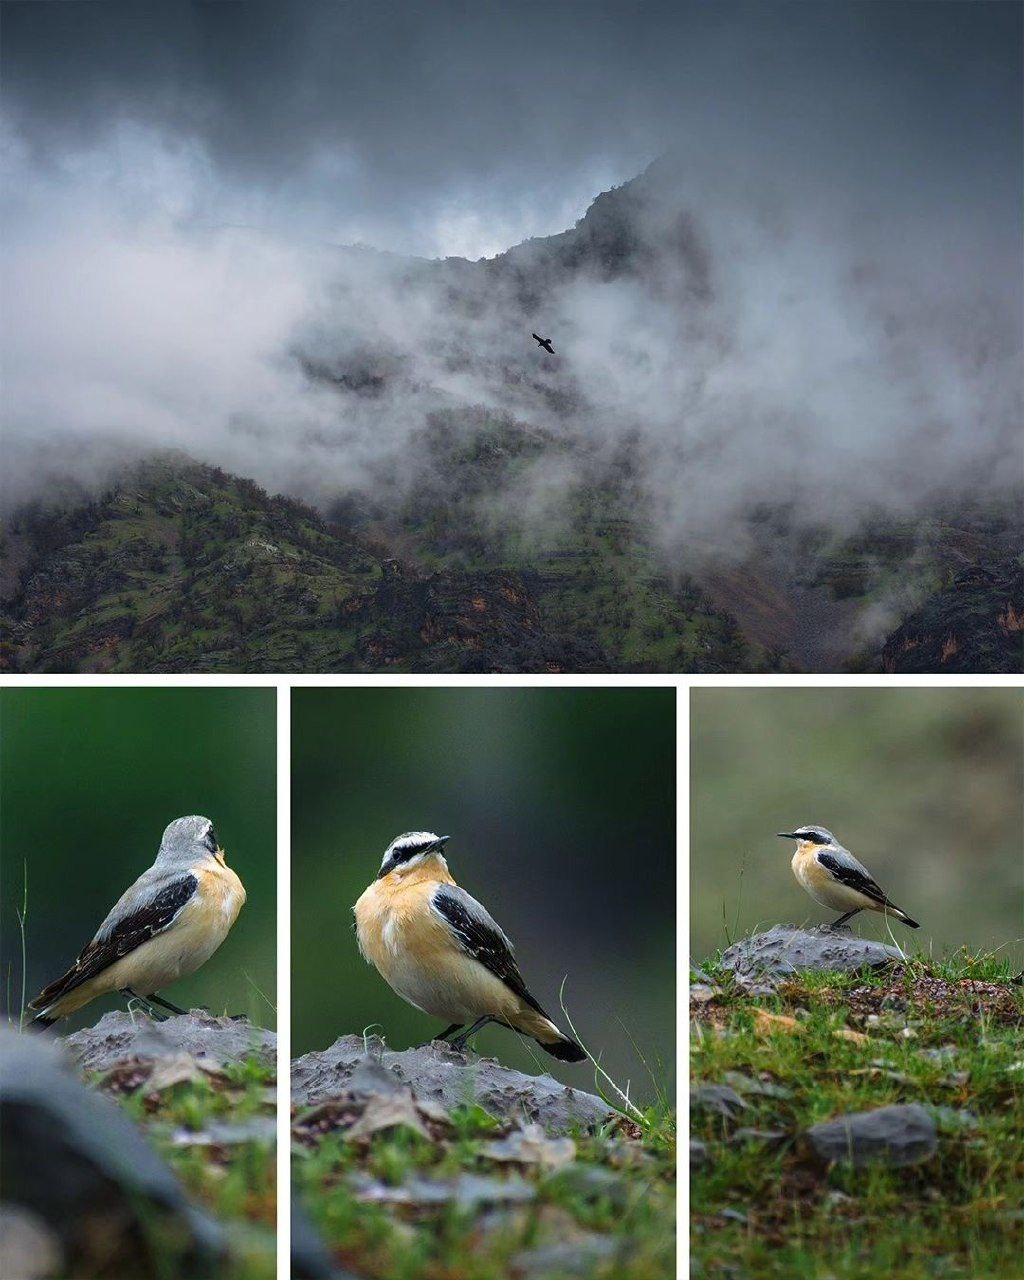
432;835;451;851
776;832;799;839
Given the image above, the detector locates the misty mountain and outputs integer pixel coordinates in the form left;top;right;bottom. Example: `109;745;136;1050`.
2;161;1020;672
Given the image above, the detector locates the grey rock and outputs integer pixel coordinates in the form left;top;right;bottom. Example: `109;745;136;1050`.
168;1116;277;1147
690;984;721;1004
721;925;902;979
689;1140;709;1170
0;1205;64;1280
722;1071;792;1100
0;1027;224;1278
351;1171;536;1209
804;1103;938;1169
691;1084;747;1118
291;1035;613;1135
512;1236;621;1277
60;1009;277;1072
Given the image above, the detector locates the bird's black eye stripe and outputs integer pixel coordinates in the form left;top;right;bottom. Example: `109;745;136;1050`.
204;828;218;852
379;836;438;877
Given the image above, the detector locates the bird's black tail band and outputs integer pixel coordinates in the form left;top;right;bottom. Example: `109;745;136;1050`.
538;1033;587;1063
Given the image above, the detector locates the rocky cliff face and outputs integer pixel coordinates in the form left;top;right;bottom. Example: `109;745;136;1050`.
881;559;1024;674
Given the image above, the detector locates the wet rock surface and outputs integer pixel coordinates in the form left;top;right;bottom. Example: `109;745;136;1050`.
691;1084;748;1119
721;925;902;979
291;1034;613;1134
0;1027;223;1278
803;1103;938;1169
0;1205;64;1280
59;1008;277;1072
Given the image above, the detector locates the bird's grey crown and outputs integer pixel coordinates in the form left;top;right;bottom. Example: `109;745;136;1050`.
155;815;217;868
792;825;837;845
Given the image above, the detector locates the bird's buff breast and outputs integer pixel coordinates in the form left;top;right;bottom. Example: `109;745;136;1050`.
101;862;245;994
354;876;517;1023
792;845;864;911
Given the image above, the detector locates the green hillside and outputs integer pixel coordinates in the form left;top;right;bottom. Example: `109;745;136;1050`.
2;441;1019;674
1;451;768;674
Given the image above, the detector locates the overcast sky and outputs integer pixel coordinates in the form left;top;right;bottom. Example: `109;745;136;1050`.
2;0;1020;570
4;0;1020;258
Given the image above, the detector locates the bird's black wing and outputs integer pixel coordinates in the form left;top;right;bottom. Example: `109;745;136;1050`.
430;884;546;1016
30;875;199;1008
815;851;890;906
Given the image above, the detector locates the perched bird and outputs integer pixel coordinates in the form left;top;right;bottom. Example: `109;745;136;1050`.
532;332;555;354
777;825;919;930
353;831;586;1061
29;816;246;1028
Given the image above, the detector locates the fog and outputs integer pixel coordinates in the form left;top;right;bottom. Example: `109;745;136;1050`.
2;2;1020;570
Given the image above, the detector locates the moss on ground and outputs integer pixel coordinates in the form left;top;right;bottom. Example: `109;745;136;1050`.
691;952;1023;1279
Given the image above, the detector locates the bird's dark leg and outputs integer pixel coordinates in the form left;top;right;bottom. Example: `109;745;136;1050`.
119;987;167;1021
830;909;861;929
419;1022;463;1048
147;993;188;1016
449;1016;494;1053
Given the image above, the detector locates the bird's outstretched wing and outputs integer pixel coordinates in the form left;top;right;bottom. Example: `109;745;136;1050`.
815;850;891;907
29;875;199;1008
429;884;546;1015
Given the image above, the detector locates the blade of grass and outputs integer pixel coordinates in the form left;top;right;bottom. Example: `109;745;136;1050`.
17;860;28;1032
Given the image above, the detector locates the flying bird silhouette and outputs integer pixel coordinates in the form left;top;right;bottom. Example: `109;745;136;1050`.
532;333;555;355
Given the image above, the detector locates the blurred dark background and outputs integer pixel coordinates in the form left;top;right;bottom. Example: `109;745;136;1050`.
292;687;676;1099
1;688;276;1029
691;688;1023;965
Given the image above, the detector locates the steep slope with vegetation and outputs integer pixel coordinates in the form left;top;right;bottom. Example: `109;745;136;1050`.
3;452;1019;674
1;454;764;673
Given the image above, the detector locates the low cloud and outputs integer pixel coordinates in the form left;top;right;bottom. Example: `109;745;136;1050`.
1;124;1019;581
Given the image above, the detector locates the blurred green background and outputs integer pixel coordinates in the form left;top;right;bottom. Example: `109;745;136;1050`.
292;687;676;1099
1;688;276;1029
691;687;1023;966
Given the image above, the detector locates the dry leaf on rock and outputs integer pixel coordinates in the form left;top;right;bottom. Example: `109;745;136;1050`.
144;1053;209;1094
346;1091;435;1141
834;1028;871;1045
750;1008;801;1036
483;1123;576;1169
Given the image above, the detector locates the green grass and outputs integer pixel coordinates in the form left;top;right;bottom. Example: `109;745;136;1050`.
96;1053;277;1280
691;952;1024;1279
294;1092;676;1279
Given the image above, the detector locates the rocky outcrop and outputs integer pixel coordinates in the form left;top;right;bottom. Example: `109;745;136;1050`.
720;925;903;980
291;1034;613;1134
59;1009;276;1072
